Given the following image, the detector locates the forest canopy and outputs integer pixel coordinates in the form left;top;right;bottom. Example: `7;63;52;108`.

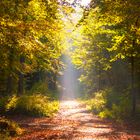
0;0;140;121
0;0;64;95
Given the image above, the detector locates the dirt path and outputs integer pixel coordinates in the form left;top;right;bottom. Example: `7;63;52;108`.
13;100;140;140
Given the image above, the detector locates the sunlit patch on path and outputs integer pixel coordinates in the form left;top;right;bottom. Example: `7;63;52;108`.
13;100;140;140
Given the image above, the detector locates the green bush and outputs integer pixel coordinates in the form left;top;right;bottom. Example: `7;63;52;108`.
86;91;106;114
99;99;131;121
28;82;48;95
86;89;131;121
98;108;113;119
27;82;59;100
5;96;18;112
0;95;59;117
110;95;131;120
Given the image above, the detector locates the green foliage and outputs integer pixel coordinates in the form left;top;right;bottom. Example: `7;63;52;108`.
110;95;131;120
27;81;59;100
99;98;131;121
86;89;131;121
15;95;59;117
0;0;139;120
0;95;59;117
98;108;113;119
0;0;64;95
0;118;23;136
86;91;106;114
28;82;49;95
71;0;140;116
5;96;18;111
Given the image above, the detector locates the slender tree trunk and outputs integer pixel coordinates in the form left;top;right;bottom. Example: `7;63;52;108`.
6;49;14;95
6;76;12;95
131;39;136;116
131;16;139;115
131;55;136;116
98;68;101;91
106;71;113;87
17;56;25;96
131;17;139;115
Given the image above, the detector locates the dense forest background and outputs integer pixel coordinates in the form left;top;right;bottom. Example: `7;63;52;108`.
0;0;140;136
71;0;140;117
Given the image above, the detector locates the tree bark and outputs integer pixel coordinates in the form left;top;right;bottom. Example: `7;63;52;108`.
131;16;139;115
6;49;14;95
6;75;12;95
17;56;25;96
131;54;135;116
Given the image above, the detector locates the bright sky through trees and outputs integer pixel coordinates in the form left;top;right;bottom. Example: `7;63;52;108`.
65;0;91;6
81;0;91;6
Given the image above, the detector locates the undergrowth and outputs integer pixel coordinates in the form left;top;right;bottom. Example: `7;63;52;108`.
27;82;59;100
0;94;59;117
85;89;131;121
0;118;23;139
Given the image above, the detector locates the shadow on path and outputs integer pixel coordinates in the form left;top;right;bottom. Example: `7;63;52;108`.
11;100;140;140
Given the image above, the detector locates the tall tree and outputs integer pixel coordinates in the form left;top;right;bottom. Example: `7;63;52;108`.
72;0;140;115
0;0;64;95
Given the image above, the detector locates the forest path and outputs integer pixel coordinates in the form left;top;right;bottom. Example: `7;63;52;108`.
13;100;140;140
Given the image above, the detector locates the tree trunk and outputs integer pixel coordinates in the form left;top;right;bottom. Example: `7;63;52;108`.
131;17;139;116
6;49;14;95
131;36;136;115
17;56;25;96
131;54;136;116
6;75;12;95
